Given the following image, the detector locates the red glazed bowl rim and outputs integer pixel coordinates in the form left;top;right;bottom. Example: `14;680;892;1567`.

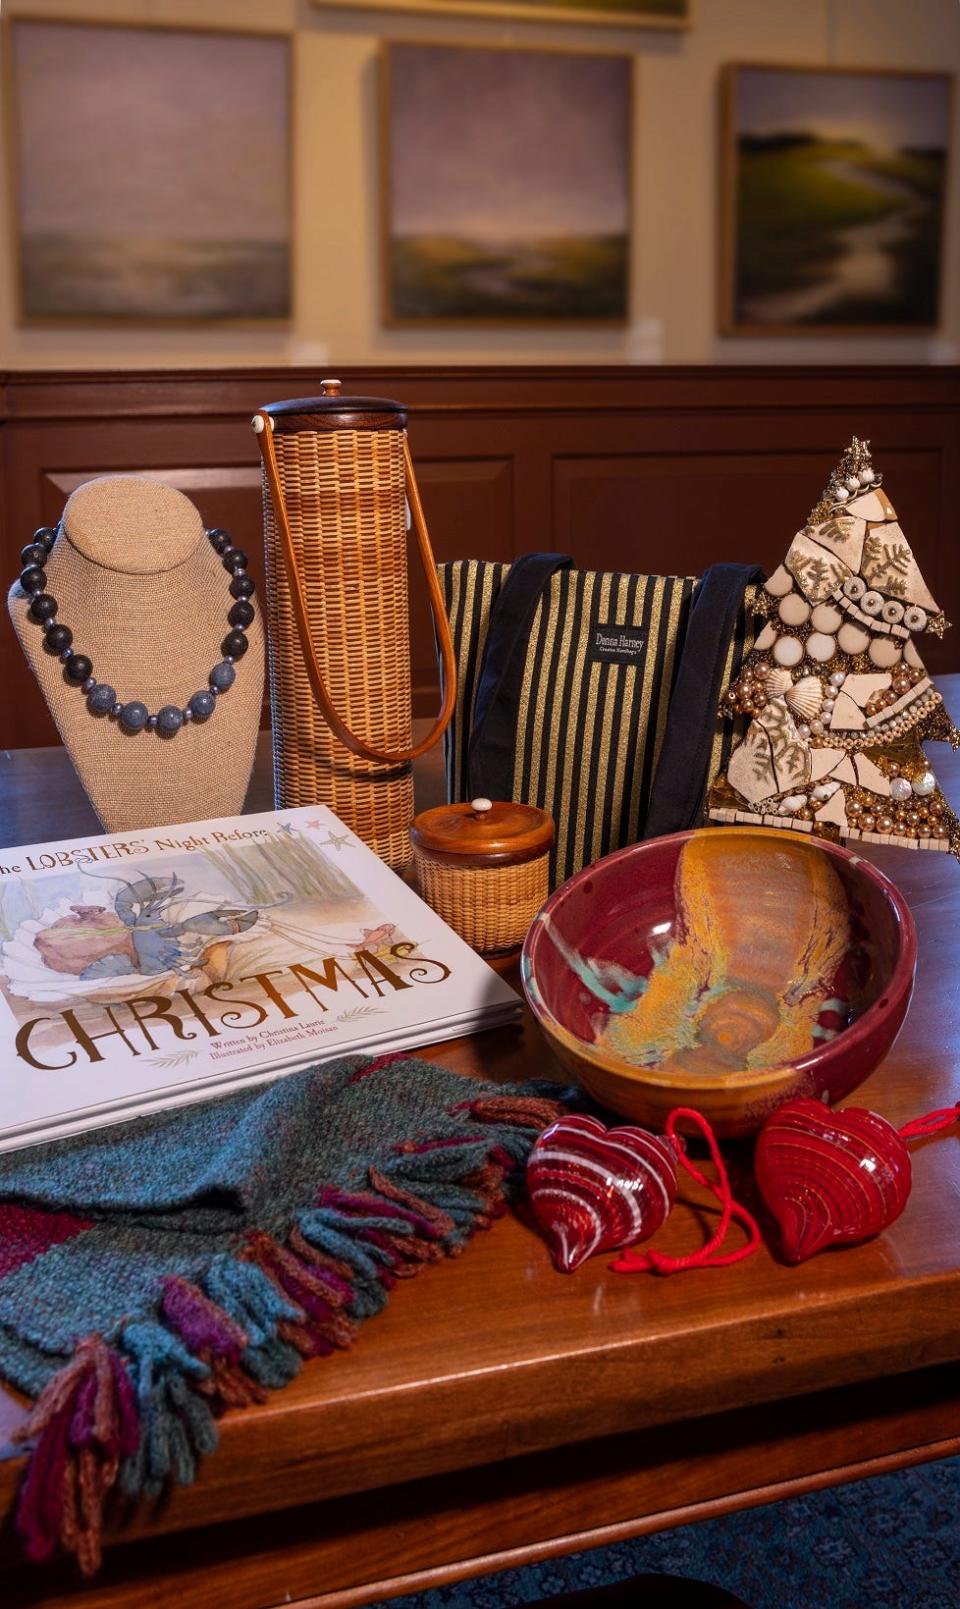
521;827;918;1094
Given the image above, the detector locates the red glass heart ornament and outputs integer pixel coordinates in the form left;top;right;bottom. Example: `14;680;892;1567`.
755;1097;912;1264
527;1113;678;1272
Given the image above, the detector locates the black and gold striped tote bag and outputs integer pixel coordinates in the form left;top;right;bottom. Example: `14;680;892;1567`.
439;555;759;886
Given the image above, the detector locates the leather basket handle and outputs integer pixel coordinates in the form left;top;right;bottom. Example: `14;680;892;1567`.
256;410;457;765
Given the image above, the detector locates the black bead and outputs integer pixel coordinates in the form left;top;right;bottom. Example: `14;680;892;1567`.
20;543;47;568
229;574;255;599
29;593;58;621
33;526;58;548
208;529;232;555
222;629;248;660
228;599;254;628
45;623;73;653
222;549;249;572
19;565;47;595
65;653;93;684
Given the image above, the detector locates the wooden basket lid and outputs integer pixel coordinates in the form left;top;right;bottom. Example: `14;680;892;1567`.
411;798;554;868
260;379;406;434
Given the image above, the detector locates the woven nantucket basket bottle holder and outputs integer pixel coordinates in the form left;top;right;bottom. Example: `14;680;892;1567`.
254;382;456;870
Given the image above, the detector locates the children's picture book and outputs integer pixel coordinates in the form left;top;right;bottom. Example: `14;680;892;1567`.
0;806;521;1151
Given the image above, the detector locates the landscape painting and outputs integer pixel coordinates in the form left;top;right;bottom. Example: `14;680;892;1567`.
722;66;952;332
383;43;631;322
9;21;291;321
321;0;685;27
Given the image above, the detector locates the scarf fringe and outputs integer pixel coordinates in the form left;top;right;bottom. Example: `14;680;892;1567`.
11;1088;563;1576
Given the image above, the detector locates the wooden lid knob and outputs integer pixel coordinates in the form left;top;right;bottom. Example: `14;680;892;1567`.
320;378;342;396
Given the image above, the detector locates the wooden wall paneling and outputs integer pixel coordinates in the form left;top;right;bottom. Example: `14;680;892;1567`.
408;455;514;705
2;366;958;752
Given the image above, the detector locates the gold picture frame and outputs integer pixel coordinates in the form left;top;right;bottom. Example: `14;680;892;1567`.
317;0;688;30
4;14;293;325
381;38;633;325
719;62;953;336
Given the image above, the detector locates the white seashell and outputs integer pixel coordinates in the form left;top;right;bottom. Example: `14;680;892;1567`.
762;667;793;700
779;593;811;626
845;476;861;493
811;603;843;633
806;632;837;663
834;486;850;502
780;795;808;815
772;636;804;668
859;468;875;484
785;675;823;721
812;780;840;802
764;564;795;598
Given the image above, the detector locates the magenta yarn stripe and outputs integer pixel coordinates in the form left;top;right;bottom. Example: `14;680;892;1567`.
0;1203;93;1279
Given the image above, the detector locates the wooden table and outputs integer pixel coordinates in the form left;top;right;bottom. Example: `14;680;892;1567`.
1;711;960;1609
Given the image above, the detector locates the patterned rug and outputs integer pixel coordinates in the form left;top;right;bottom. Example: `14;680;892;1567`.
394;1453;959;1609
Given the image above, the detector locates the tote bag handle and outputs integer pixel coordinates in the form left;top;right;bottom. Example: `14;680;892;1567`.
256;410;457;765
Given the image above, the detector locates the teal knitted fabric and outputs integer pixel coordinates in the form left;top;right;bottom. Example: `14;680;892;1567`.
0;1053;565;1575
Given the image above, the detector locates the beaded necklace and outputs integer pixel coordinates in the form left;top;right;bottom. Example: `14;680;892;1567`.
16;524;255;736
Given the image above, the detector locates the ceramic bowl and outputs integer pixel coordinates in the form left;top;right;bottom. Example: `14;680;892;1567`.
521;827;916;1138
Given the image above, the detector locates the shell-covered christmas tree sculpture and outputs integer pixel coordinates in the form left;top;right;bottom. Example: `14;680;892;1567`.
709;438;960;857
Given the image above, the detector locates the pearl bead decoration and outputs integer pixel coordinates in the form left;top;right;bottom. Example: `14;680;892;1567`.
913;771;936;798
890;777;913;804
16;524;255;736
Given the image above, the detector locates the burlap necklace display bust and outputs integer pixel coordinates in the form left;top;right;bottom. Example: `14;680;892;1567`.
9;476;264;832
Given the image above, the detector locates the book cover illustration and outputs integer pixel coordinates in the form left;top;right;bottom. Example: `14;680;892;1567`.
0;807;518;1145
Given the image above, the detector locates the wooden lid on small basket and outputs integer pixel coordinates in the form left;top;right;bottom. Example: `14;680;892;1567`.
411;798;554;869
260;379;407;434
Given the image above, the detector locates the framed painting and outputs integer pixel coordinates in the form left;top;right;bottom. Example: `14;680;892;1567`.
381;41;632;323
319;0;687;27
720;64;952;334
5;18;291;322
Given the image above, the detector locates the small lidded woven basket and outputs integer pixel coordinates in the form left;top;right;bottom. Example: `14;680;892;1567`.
411;798;554;955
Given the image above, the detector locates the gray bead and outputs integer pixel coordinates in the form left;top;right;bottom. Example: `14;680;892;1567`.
112;702;123;718
147;715;158;730
81;677;95;694
156;705;183;735
120;701;149;732
182;706;193;722
88;683;117;715
210;661;235;692
60;649;72;663
189;689;216;720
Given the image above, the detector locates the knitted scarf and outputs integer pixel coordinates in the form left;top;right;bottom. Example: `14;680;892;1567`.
0;1052;565;1576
